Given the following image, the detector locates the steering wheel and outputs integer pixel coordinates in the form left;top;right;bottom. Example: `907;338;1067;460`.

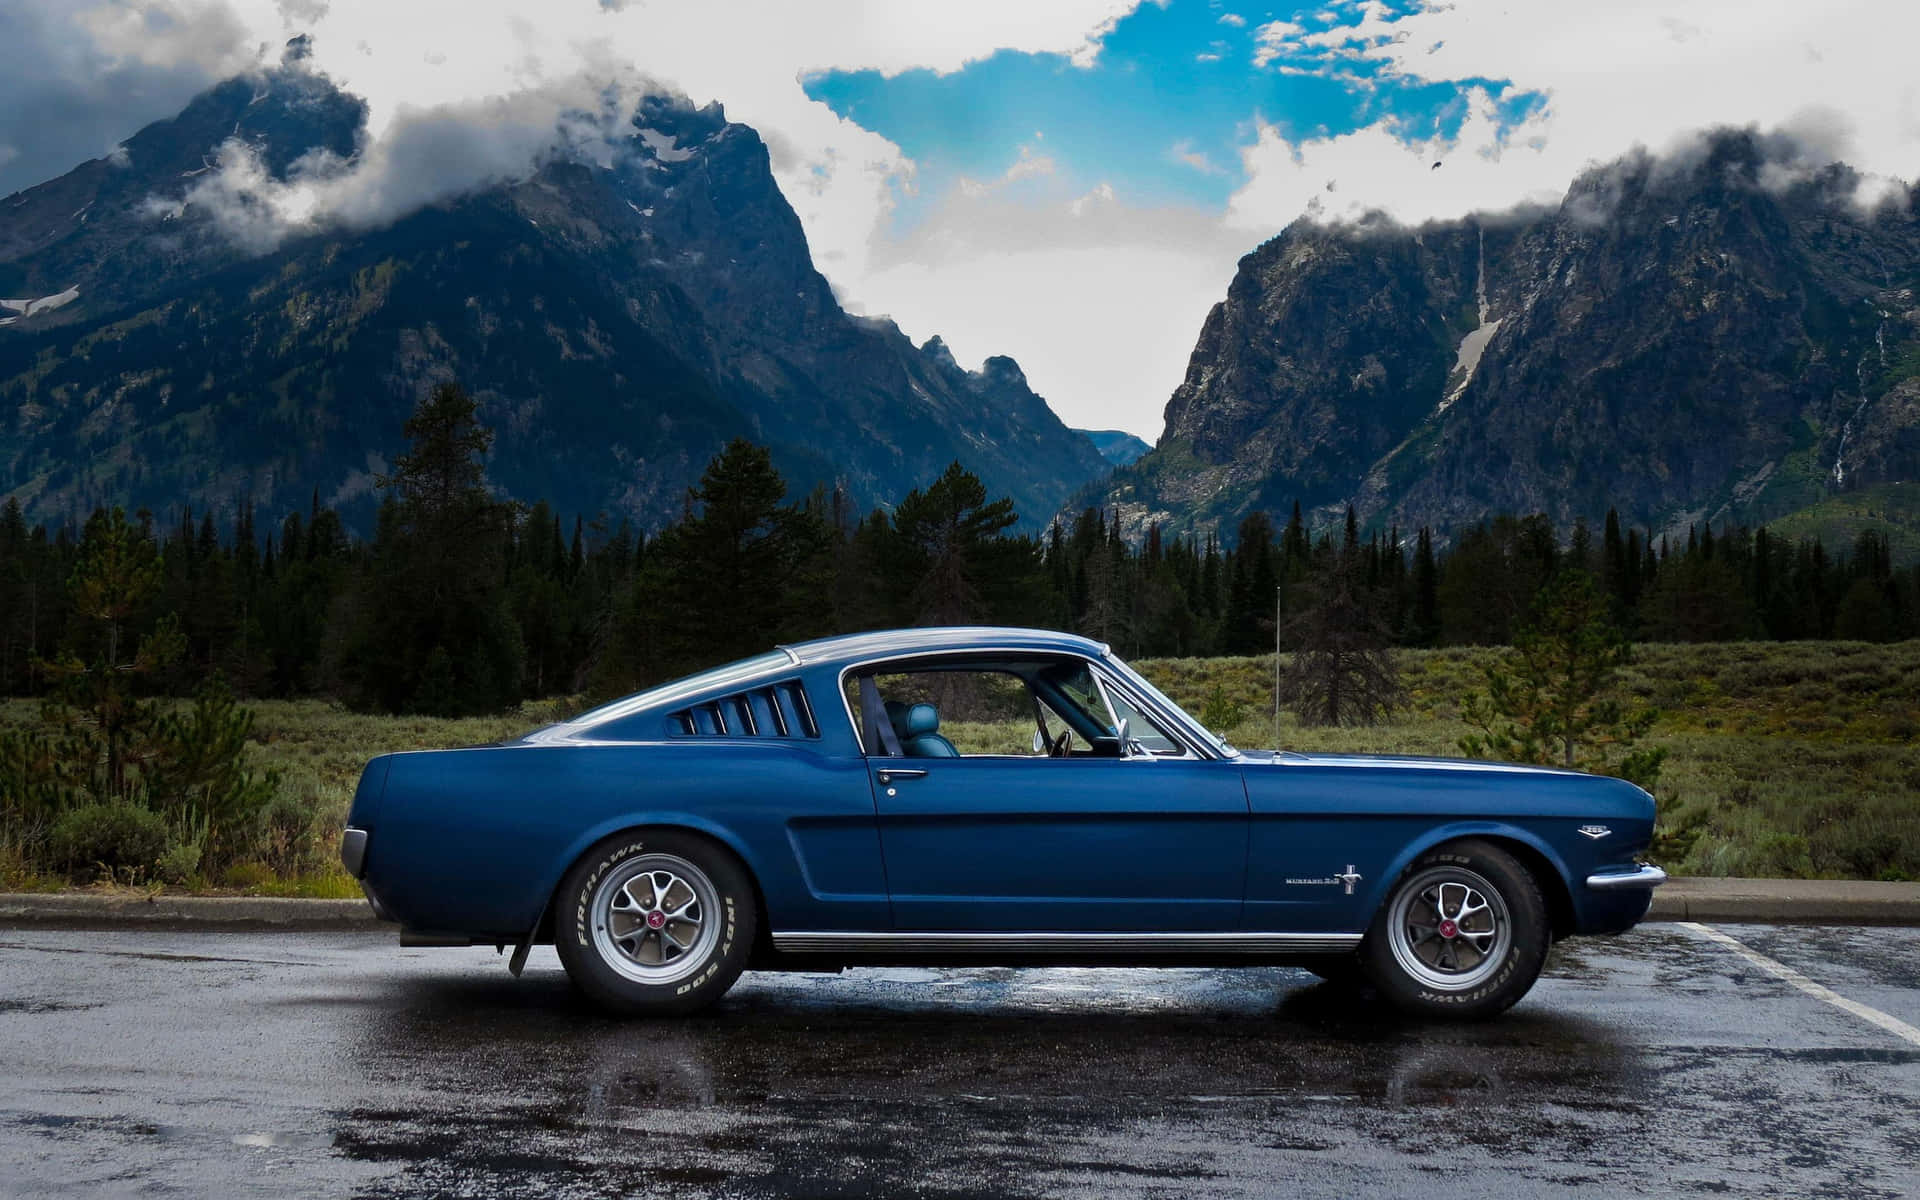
1046;728;1072;757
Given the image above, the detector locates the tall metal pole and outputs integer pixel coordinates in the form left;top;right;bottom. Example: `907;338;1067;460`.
1274;584;1282;748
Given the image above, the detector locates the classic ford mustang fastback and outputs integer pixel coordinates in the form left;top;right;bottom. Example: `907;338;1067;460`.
342;626;1665;1019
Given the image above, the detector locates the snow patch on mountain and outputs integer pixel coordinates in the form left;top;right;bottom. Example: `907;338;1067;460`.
0;286;80;322
636;129;694;163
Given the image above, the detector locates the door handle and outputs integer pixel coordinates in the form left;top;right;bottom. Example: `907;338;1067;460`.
876;767;927;785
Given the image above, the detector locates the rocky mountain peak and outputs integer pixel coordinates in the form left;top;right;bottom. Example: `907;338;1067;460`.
1103;130;1920;544
0;70;1108;532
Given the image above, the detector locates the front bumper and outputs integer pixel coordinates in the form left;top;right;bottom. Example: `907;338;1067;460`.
1575;862;1665;935
1586;863;1668;891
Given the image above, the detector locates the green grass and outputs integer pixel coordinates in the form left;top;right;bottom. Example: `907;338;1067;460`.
1132;642;1920;881
4;642;1916;889
0;698;560;896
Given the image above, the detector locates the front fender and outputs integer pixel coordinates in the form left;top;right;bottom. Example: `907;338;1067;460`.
1357;820;1576;927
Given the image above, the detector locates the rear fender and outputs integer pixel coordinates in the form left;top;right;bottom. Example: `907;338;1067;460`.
525;810;765;936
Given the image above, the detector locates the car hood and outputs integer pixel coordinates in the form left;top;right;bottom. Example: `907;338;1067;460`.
1236;748;1590;778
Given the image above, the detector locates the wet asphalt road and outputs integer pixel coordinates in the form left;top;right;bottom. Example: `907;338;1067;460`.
1;925;1917;1199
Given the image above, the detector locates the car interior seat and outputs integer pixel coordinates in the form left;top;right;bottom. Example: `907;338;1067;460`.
894;702;959;758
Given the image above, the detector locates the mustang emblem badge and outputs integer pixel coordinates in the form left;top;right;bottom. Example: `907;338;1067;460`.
1577;825;1613;840
1286;866;1365;893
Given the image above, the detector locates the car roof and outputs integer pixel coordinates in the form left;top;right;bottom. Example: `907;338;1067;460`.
780;626;1111;668
532;627;1117;740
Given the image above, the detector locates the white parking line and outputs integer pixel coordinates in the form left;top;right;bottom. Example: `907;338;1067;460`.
1681;921;1920;1048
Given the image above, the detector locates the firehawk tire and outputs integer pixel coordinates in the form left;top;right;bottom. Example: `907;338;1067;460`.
555;830;757;1017
1359;839;1549;1021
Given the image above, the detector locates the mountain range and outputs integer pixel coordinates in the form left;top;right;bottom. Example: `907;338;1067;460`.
5;59;1918;556
0;58;1109;532
1078;429;1154;467
1100;130;1920;545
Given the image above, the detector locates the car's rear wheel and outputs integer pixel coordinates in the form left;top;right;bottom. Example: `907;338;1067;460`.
555;830;757;1016
1359;839;1548;1020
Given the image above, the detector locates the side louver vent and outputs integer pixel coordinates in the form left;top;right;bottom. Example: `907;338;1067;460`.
669;680;818;739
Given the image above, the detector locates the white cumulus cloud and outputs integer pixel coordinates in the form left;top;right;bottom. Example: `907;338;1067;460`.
1227;0;1920;241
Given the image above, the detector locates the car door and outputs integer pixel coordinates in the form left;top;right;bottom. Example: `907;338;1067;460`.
859;659;1249;932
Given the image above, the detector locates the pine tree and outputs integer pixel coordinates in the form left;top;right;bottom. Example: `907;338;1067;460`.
340;382;523;714
1277;534;1406;727
1224;511;1278;653
1411;526;1439;645
38;508;184;800
891;461;1024;628
1459;570;1665;786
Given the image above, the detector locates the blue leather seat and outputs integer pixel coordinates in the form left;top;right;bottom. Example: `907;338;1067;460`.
896;702;959;758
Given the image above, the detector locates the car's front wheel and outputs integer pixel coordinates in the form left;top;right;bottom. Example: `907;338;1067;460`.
555;830;757;1016
1359;839;1548;1020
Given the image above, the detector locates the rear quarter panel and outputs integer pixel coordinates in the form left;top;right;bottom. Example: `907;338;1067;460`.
358;740;886;938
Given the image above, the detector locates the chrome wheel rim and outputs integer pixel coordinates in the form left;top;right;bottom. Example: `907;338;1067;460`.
590;854;720;986
1386;866;1512;992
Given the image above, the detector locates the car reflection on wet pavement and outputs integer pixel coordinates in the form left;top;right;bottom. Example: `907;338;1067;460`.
1;925;1917;1198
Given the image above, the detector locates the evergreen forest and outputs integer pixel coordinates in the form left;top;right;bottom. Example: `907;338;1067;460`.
1;384;1915;720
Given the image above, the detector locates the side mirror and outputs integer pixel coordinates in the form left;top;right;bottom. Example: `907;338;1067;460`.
1116;717;1132;757
1031;728;1046;754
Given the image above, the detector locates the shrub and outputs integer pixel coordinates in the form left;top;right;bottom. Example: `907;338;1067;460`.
143;682;280;873
257;790;328;879
221;862;277;891
156;839;203;887
49;804;170;884
1199;683;1249;732
1751;832;1815;878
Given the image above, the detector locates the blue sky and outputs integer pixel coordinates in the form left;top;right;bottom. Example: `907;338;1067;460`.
805;0;1542;234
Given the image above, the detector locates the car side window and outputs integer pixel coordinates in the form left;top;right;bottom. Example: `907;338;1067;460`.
844;668;1050;757
1033;660;1187;757
843;657;1186;759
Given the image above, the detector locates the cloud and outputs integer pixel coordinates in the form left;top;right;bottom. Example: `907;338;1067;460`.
1223;0;1920;241
1251;21;1306;68
856;193;1246;456
1001;144;1055;181
1170;139;1224;175
76;0;259;73
1217;13;1245;27
0;0;270;196
1227;86;1560;230
174;77;642;249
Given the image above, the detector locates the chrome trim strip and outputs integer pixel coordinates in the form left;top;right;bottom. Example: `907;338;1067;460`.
1585;864;1668;891
772;931;1363;954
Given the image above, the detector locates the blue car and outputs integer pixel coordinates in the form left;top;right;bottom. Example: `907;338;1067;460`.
341;627;1665;1019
